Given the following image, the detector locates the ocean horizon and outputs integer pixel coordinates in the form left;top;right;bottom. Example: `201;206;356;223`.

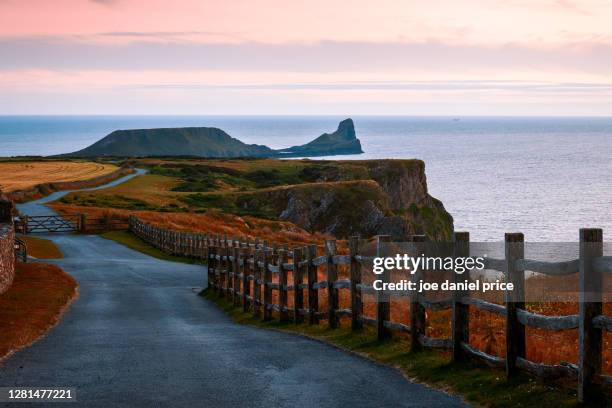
1;115;611;242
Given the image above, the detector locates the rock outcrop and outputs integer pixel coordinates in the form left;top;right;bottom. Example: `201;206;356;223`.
229;160;453;241
278;118;363;157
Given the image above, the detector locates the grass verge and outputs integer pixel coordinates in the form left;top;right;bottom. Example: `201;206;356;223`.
201;289;604;408
0;262;77;360
101;230;203;264
17;235;63;259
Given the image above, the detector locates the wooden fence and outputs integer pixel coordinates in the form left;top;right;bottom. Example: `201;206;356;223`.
128;215;611;403
16;213;128;234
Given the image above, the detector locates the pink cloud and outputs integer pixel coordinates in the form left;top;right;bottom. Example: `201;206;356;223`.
1;0;611;46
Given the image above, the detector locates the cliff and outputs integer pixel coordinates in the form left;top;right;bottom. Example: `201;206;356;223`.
60;119;363;158
179;159;453;241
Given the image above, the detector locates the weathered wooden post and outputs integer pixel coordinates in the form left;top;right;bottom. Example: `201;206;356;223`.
263;248;272;321
225;239;231;297
278;249;289;322
232;246;240;306
326;240;339;328
578;228;603;403
452;232;470;362
349;236;362;331
253;248;262;318
307;245;319;325
205;239;211;290
505;232;525;378
209;242;217;292
227;241;234;298
293;247;304;324
219;239;226;298
23;215;29;235
242;246;250;313
376;235;392;340
79;213;87;233
215;241;221;293
410;235;427;350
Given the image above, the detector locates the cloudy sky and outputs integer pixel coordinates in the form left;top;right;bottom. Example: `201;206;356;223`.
1;0;612;115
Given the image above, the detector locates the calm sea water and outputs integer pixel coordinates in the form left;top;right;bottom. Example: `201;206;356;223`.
1;115;611;241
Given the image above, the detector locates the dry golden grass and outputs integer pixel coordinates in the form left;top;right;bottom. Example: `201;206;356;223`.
0;161;118;192
0;262;77;360
49;204;334;248
60;174;185;207
17;235;63;259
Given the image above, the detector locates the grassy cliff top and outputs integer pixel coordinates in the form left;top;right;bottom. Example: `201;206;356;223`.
55;158;453;241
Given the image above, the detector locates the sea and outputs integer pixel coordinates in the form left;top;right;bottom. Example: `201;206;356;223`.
1;115;611;242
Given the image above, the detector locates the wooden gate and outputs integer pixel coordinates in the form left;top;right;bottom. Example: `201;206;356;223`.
22;215;80;233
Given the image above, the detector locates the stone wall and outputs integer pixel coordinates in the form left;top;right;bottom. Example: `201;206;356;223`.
0;199;15;294
0;223;15;294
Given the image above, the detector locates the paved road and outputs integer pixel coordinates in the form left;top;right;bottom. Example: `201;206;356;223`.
16;169;147;216
1;173;467;407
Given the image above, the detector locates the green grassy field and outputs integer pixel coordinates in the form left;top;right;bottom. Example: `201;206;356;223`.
201;289;602;408
101;230;204;264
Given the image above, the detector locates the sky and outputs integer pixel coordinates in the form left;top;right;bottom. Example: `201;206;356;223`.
1;0;612;115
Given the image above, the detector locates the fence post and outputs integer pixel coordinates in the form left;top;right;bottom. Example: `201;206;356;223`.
376;235;392;340
326;240;339;328
228;241;235;298
242;246;250;313
411;235;427;350
253;248;262;318
216;243;221;292
208;243;215;291
263;248;272;321
205;240;211;290
230;246;237;305
225;240;231;298
452;232;470;362
278;249;289;322
505;232;525;378
219;239;226;298
578;228;603;403
349;236;362;331
307;245;319;325
79;213;87;233
293;247;304;324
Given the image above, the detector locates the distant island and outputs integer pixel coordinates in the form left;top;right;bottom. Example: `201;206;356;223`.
61;118;363;158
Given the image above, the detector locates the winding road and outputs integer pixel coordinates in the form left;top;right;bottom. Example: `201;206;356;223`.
1;172;467;407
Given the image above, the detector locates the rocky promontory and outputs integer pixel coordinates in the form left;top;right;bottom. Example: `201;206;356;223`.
61;119;363;158
277;118;363;157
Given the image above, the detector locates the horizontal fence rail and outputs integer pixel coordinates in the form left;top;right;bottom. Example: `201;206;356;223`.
16;213;129;234
128;216;611;403
19;215;80;233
